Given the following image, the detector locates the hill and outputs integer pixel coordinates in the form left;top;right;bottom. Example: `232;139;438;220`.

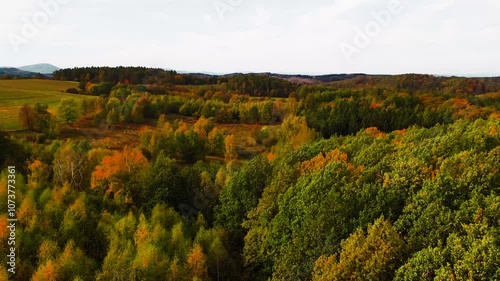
18;63;60;74
0;67;41;78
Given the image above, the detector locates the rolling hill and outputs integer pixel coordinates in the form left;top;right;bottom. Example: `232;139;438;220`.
18;63;60;74
0;67;41;78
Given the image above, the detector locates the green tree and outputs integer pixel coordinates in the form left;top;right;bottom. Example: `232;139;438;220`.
208;128;225;156
394;247;446;281
142;153;184;212
97;212;137;280
175;130;208;163
260;101;274;124
215;156;271;244
58;98;80;124
248;105;260;123
33;102;51;133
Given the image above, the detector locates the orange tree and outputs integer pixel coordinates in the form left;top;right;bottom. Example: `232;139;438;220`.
91;146;148;203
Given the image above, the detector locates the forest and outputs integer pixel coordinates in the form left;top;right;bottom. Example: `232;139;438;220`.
0;69;499;280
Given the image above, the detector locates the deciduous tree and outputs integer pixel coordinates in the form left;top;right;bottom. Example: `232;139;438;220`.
91;146;148;202
313;218;404;281
58;98;80;124
19;104;36;130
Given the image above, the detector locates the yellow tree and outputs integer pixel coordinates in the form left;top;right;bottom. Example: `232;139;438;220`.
18;195;38;229
187;243;209;281
27;160;50;188
31;260;58;281
224;135;238;160
168;258;185;281
0;266;8;281
193;117;213;139
313;218;404;281
37;240;59;264
277;115;317;152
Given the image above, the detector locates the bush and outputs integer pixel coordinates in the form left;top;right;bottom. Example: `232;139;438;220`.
36;134;46;144
65;88;79;94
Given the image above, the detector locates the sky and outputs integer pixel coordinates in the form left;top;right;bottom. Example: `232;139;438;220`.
0;0;499;76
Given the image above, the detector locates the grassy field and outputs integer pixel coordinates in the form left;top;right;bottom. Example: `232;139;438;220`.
0;79;87;131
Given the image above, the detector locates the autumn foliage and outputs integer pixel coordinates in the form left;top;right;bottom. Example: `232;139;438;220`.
313;218;404;281
300;149;349;175
91;146;148;200
187;243;209;281
1;71;500;281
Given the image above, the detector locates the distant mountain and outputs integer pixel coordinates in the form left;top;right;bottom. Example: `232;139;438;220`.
18;63;60;74
0;68;42;78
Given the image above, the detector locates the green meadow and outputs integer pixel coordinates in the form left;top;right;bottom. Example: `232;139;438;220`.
0;79;86;131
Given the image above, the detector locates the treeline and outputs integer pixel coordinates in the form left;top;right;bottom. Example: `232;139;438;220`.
225;74;298;97
53;67;500;98
296;86;499;137
333;74;500;95
52;67;214;85
53;67;299;98
0;73;47;80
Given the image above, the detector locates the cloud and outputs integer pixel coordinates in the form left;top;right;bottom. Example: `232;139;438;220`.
426;0;456;13
0;0;498;75
251;6;273;26
330;0;376;16
486;0;500;9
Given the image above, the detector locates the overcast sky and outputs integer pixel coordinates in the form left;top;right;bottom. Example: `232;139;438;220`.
0;0;499;76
